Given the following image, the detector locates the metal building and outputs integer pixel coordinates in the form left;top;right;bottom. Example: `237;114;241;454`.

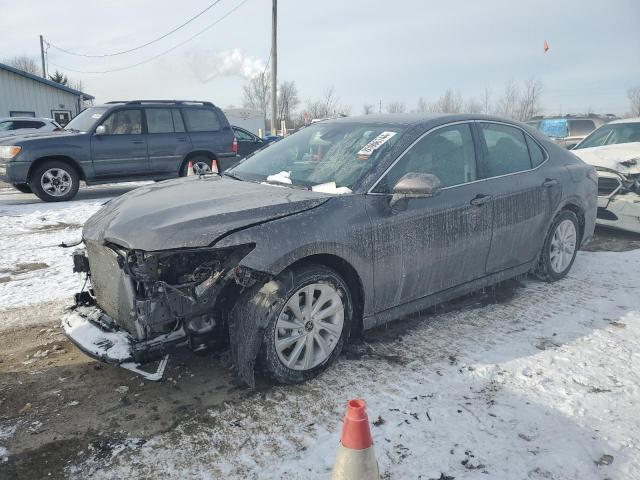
0;62;94;126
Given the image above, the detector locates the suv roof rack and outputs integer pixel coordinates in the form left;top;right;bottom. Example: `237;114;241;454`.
104;100;215;107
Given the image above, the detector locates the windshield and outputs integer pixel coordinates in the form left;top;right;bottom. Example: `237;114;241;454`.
575;122;640;149
64;107;109;133
228;122;404;190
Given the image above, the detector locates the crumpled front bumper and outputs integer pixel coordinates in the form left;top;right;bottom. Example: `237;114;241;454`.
596;169;640;234
61;306;172;381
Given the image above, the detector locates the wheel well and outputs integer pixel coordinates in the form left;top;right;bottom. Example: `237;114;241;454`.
561;203;585;242
28;156;85;182
181;151;216;172
287;254;365;337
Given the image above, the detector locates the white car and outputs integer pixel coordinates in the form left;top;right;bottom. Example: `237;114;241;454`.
572;118;640;233
0;117;62;138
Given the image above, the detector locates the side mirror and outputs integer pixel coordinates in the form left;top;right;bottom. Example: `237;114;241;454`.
95;125;106;135
390;172;442;207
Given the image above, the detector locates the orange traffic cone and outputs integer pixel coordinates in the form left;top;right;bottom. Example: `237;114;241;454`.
211;159;219;174
332;399;379;479
187;160;194;176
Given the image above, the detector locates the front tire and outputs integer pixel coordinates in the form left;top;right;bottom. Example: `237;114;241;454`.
13;184;32;194
534;210;580;282
30;161;79;202
231;263;353;385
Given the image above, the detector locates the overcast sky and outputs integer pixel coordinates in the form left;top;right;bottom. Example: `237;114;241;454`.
1;0;639;115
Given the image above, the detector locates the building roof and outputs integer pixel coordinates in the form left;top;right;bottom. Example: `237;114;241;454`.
0;62;94;100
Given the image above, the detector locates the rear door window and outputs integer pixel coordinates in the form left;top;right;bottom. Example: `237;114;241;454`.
183;108;221;132
479;123;532;177
526;135;546;167
569;120;595;137
146;108;175;134
172;110;185;132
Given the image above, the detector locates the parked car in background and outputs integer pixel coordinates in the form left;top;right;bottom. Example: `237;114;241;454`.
0;100;238;201
232;125;266;158
534;116;605;149
0;117;62;138
63;114;596;387
571;118;640;233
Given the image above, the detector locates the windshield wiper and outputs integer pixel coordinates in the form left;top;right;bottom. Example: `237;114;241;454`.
222;171;245;181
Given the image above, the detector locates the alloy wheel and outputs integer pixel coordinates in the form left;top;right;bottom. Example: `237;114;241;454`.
41;168;73;197
275;283;344;371
550;219;577;273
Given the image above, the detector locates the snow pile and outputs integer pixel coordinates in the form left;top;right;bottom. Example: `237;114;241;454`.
67;249;640;479
0;199;105;314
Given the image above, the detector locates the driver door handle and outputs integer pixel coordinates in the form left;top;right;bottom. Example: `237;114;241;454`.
470;194;492;206
542;178;558;188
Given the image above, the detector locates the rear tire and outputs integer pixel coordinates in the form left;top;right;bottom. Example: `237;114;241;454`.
180;155;212;176
13;184;32;194
534;210;580;282
30;161;79;202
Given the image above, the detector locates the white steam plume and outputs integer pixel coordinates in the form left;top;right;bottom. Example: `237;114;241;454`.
192;49;266;82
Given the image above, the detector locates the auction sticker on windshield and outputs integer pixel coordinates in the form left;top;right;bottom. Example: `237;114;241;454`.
357;131;397;159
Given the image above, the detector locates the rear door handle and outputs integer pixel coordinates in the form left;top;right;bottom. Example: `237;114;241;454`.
131;140;145;144
542;178;558;188
470;194;492;206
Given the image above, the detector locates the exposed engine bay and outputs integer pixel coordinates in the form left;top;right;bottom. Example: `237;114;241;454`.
62;241;262;380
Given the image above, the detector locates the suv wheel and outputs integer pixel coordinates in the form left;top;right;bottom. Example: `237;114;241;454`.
180;156;212;176
30;161;80;202
534;210;580;282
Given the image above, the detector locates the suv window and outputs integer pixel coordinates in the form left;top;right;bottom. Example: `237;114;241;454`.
172;110;185;133
234;128;253;141
146;108;174;134
183;108;221;132
480;123;532;177
15;120;45;129
569;119;595;137
376;123;477;192
100;109;142;135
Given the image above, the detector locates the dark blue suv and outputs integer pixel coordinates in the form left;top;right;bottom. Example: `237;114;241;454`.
0;100;238;201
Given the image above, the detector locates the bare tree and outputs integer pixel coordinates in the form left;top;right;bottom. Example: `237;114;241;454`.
386;101;406;113
416;97;429;113
481;85;492;114
464;98;483;113
516;78;543;121
430;89;463;113
242;71;271;116
5;55;40;75
277;80;299;124
628;86;640;117
362;103;375;115
304;87;351;119
495;80;520;119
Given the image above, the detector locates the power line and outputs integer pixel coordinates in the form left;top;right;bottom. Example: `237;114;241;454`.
48;0;250;74
47;0;224;58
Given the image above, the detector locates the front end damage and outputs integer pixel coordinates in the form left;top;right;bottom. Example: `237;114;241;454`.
596;166;640;234
62;240;262;381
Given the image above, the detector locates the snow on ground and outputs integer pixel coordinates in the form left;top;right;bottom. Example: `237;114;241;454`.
65;248;640;480
0;198;104;315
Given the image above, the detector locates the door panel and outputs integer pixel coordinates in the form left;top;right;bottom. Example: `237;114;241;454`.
91;109;148;177
366;187;493;312
146;108;192;174
476;122;557;273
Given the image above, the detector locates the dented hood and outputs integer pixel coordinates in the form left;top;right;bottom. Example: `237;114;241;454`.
573;142;640;175
83;175;331;251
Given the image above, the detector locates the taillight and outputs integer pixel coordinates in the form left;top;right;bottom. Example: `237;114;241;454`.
232;137;238;154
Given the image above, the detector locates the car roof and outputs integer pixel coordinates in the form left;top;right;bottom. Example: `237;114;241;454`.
0;117;51;122
321;113;525;128
608;117;640;125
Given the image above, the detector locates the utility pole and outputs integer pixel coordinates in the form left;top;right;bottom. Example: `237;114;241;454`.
39;35;47;78
270;0;277;135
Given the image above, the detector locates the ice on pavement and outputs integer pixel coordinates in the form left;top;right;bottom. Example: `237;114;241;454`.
66;248;640;479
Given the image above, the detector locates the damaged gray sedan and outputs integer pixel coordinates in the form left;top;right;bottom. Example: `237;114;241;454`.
62;114;597;386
